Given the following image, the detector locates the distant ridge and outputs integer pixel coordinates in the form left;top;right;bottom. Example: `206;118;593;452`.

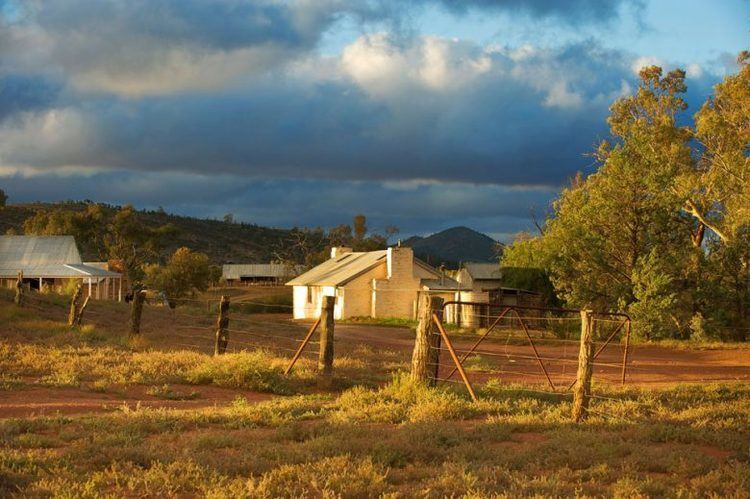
0;202;319;264
402;226;501;268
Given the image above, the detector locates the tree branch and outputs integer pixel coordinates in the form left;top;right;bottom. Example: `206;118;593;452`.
683;199;730;243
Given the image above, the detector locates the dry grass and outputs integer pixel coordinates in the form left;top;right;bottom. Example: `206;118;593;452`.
2;379;749;496
1;295;750;496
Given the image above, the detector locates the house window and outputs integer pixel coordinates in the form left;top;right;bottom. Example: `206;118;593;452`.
307;286;313;304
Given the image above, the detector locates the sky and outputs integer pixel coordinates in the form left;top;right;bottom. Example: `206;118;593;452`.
0;0;747;242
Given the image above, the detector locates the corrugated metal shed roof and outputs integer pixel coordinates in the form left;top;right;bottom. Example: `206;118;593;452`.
64;264;121;278
223;263;306;280
421;277;464;291
287;251;388;286
0;235;120;278
464;262;503;280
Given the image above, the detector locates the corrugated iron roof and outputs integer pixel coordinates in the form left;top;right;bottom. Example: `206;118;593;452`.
0;235;120;278
286;250;388;286
223;263;306;280
64;264;121;278
421;277;464;291
464;262;503;280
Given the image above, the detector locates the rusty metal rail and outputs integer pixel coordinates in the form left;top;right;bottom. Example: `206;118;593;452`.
435;301;632;396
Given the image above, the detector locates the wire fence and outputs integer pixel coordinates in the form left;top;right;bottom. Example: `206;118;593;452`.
424;303;634;402
6;287;750;423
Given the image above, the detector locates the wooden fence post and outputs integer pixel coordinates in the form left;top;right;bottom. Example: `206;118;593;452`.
572;309;594;423
318;296;335;387
214;295;230;355
14;271;23;306
129;290;146;336
75;296;91;326
68;282;83;327
411;293;444;386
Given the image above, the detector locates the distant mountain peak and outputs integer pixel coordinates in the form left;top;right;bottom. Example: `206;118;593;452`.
402;226;500;268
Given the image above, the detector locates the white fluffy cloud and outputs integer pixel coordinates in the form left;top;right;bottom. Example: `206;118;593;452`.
341;34;492;97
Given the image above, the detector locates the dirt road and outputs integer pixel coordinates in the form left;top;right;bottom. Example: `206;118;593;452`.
332;323;750;387
0;384;272;419
5;302;748;419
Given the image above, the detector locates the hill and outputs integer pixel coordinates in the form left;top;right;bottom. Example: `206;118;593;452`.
0;202;326;264
402;226;501;268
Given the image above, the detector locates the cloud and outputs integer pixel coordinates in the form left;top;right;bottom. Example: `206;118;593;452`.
0;0;363;96
630;55;664;74
427;0;642;24
0;0;728;238
0;36;641;187
0;74;61;120
0;0;642;97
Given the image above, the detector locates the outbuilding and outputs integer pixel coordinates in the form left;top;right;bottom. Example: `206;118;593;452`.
222;263;306;286
0;235;123;301
454;262;543;326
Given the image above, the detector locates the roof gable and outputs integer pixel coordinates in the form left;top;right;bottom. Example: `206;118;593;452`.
464;262;502;280
287;251;388;287
223;263;306;279
0;235;82;269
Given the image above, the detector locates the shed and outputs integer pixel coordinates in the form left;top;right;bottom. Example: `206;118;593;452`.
0;235;123;300
222;263;306;286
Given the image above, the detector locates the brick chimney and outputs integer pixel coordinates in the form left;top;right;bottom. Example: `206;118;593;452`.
330;247;353;259
387;246;414;279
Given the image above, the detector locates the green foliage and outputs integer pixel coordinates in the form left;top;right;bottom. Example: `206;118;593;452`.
24;203;108;258
105;205;178;283
699;231;750;339
144;247;214;299
502;59;750;339
628;251;679;339
690;52;750;243
23;203;177;285
353;213;367;240
500;233;558;303
0;188;7;207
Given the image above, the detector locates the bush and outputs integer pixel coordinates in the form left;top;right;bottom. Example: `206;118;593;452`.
144;247;214;300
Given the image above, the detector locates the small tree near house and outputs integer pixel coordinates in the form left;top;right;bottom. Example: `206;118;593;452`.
144;247;216;300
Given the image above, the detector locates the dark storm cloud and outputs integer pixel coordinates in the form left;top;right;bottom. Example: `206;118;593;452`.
0;0;727;236
30;0;319;50
427;0;641;23
0;171;556;241
0;39;637;186
0;74;61;120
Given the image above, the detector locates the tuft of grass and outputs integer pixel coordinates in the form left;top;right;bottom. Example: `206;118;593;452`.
145;384;200;401
184;350;311;395
248;455;388;498
333;373;479;424
1;381;749;496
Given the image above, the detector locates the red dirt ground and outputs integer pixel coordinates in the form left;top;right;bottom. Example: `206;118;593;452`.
4;298;749;418
332;323;750;387
0;384;272;418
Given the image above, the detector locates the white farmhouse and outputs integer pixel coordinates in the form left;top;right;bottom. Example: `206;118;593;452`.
287;246;461;320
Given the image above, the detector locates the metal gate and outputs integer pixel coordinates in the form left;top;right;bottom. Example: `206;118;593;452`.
428;302;632;400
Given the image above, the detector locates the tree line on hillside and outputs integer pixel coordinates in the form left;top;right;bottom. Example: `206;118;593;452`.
502;53;750;341
272;214;398;267
11;202;391;299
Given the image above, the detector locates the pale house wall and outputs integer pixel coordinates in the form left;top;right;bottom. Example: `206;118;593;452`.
293;284;343;320
293;285;313;319
339;264;387;319
372;247;422;319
